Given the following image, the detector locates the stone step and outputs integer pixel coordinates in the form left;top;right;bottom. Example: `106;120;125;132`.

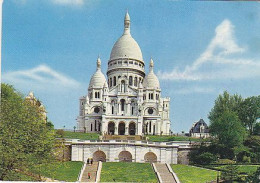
81;163;99;182
154;163;177;183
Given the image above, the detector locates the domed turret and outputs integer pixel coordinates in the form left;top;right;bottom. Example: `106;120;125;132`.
109;11;143;62
143;59;160;89
89;57;106;89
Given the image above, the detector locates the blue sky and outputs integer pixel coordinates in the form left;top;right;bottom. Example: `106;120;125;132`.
2;0;260;132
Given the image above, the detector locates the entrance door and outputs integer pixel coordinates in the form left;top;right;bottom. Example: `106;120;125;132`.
118;122;125;135
108;122;115;135
129;123;136;135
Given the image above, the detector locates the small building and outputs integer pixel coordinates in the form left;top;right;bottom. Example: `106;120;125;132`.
189;119;210;138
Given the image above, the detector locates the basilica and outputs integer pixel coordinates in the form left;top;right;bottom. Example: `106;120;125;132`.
77;12;171;136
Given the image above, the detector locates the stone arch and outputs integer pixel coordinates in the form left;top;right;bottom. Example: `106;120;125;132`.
93;150;106;162
118;151;132;162
118;122;125;135
108;122;115;135
129;122;136;135
144;152;157;163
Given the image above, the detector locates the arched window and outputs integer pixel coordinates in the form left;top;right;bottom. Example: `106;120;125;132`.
95;120;97;131
129;76;133;86
98;123;101;131
131;106;134;115
112;106;114;114
120;99;125;111
110;78;112;87
134;77;137;86
151;93;154;100
149;121;151;133
91;123;93;131
113;76;116;86
95;92;97;98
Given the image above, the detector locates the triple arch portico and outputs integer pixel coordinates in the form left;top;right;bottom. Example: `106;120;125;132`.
107;121;136;135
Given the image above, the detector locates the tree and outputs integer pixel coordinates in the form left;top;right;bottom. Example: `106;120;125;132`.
208;91;243;123
239;96;260;135
0;83;55;180
210;110;246;149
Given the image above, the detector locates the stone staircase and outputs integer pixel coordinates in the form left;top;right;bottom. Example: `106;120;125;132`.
81;162;98;182
154;163;176;183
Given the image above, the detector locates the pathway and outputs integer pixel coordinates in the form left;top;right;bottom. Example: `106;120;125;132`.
80;162;98;182
154;163;177;183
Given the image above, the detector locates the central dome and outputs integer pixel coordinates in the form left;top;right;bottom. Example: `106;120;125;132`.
110;34;143;61
109;12;143;62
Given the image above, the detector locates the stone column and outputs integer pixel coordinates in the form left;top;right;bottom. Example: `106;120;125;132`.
137;117;142;135
125;122;129;135
115;122;118;135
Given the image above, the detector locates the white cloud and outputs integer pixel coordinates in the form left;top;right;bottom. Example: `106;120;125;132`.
158;19;260;81
2;64;81;92
51;0;84;6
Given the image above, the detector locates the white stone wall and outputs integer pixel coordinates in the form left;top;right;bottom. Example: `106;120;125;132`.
70;141;185;164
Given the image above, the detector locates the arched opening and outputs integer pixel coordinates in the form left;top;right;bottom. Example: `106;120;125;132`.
108;122;115;135
120;99;125;111
93;151;106;162
129;76;133;86
119;151;132;162
113;76;116;86
118;122;125;135
129;122;136;135
144;152;157;163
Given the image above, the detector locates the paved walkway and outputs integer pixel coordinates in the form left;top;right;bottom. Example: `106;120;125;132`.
81;162;98;182
154;163;176;183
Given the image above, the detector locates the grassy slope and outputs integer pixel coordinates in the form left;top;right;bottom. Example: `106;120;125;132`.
3;171;38;181
36;161;83;182
171;164;218;183
63;131;99;140
146;135;202;142
100;162;157;182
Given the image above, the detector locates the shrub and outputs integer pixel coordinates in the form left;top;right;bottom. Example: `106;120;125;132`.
242;156;251;163
216;159;236;165
56;129;65;138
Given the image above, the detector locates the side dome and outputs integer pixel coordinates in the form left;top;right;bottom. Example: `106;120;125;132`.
143;59;160;89
110;12;143;62
89;57;106;89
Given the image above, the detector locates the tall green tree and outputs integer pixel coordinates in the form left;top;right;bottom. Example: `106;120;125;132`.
0;84;55;180
239;96;260;135
210;110;246;148
208;91;243;122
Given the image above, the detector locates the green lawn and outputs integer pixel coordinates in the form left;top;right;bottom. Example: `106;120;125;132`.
146;135;203;142
100;162;157;182
33;161;83;182
213;165;260;175
62;131;99;140
171;164;218;183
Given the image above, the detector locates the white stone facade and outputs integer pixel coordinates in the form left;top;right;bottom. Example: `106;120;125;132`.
69;140;192;164
77;12;171;136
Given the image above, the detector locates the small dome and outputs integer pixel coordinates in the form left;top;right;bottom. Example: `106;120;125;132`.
143;59;160;89
89;57;106;89
110;11;143;62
